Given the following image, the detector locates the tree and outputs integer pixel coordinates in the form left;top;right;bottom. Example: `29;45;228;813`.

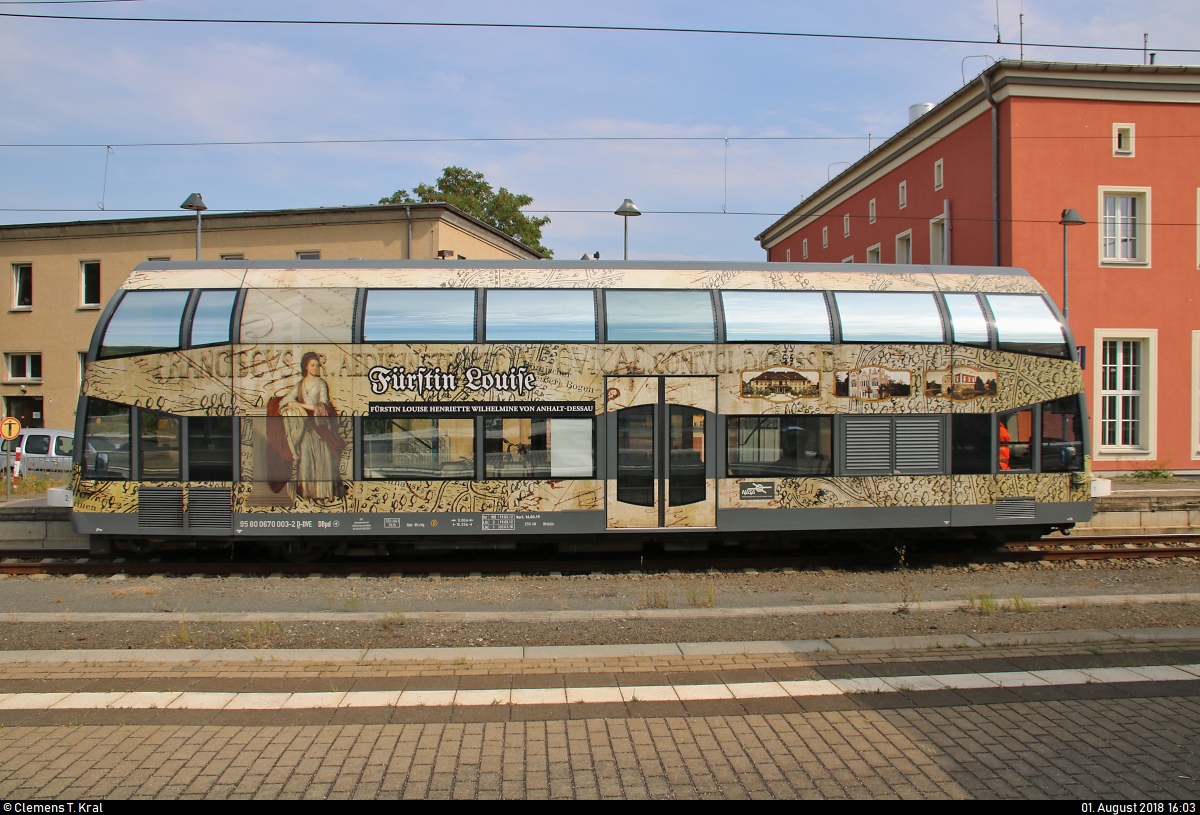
380;166;552;257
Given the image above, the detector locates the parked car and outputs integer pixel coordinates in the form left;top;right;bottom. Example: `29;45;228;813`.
0;428;74;479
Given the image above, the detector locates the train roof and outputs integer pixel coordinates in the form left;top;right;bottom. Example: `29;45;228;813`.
122;260;1045;295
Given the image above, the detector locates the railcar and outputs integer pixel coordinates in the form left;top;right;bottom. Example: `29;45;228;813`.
70;261;1092;559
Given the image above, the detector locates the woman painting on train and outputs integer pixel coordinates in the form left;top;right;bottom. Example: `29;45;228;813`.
270;352;347;503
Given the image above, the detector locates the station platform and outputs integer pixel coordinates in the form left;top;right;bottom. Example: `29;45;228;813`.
1;629;1197;799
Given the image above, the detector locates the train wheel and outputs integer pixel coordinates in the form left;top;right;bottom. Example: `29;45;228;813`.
279;541;328;563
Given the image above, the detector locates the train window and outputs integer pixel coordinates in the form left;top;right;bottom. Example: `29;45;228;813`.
604;290;715;342
485;289;596;342
98;290;190;358
140;411;181;481
363;289;475;342
721;291;831;342
986;294;1069;358
188;416;234;481
1041;396;1083;472
951;414;992;474
240;288;353;344
190;290;237;347
361;418;475;480
82;399;131;479
833;292;944;343
998;408;1034;471
943;293;990;345
726;415;833;477
484;417;594;479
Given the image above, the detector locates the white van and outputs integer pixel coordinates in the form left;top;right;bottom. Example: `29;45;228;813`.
0;428;74;479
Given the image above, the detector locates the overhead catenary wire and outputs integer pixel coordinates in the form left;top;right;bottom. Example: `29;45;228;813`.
1;11;1198;55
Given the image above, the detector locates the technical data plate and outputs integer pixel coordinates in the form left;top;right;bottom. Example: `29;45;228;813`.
481;513;517;532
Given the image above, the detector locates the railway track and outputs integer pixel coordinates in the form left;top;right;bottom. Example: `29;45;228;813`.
1;535;1197;577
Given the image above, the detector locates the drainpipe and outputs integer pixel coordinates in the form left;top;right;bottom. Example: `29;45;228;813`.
405;206;412;260
981;72;1001;266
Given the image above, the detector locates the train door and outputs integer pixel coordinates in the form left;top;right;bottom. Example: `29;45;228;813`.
605;376;716;529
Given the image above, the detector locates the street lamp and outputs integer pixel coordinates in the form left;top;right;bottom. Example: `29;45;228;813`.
1059;208;1085;319
614;198;641;260
180;193;208;260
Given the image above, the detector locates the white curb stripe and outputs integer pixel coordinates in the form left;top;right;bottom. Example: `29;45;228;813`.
3;663;1196;711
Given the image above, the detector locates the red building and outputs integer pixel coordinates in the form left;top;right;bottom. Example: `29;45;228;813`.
757;61;1200;475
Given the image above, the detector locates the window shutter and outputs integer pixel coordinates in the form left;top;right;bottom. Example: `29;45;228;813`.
844;416;892;474
895;416;943;474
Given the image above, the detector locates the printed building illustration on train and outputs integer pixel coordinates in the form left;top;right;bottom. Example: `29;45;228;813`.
71;260;1092;557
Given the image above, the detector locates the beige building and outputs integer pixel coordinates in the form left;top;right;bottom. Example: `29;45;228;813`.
0;203;543;430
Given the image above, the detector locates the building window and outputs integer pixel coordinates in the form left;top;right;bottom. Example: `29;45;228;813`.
933;159;944;190
147;257;171;262
898;181;907;209
220;253;245;261
821;226;828;248
895;231;912;264
1100;339;1144;449
296;251;321;260
1113;123;1135;157
929;216;947;265
842;256;854;263
843;214;850;237
802;239;809;259
7;353;42;382
1095;329;1156;460
1100;188;1150;264
868;199;876;224
81;261;100;308
12;264;31;310
785;248;791;262
866;244;881;264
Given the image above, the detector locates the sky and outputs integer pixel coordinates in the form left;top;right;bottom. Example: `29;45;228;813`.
2;0;1198;261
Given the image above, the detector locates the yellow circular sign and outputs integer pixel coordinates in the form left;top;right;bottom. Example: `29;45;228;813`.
0;417;21;441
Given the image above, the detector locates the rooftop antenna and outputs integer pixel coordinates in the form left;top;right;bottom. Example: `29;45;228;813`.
994;0;1002;43
1019;14;1024;60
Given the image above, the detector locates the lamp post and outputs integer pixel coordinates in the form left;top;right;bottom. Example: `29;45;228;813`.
1059;208;1085;319
180;193;208;260
614;198;641;260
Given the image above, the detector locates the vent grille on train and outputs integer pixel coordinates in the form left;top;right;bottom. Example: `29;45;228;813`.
995;498;1036;520
895;416;942;474
138;487;184;529
188;488;233;530
844;417;892;474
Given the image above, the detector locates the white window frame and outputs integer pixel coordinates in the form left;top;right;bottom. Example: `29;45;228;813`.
1113;123;1135;157
865;244;882;264
821;226;829;248
843;214;850;238
6;353;42;383
11;263;31;311
802;238;809;259
1098;187;1151;266
894;230;912;264
933;159;944;190
898;181;907;209
80;260;101;309
1193;331;1200;461
842;255;854;263
296;250;321;260
868;198;876;224
785;248;791;262
1094;328;1156;461
929;216;947;265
